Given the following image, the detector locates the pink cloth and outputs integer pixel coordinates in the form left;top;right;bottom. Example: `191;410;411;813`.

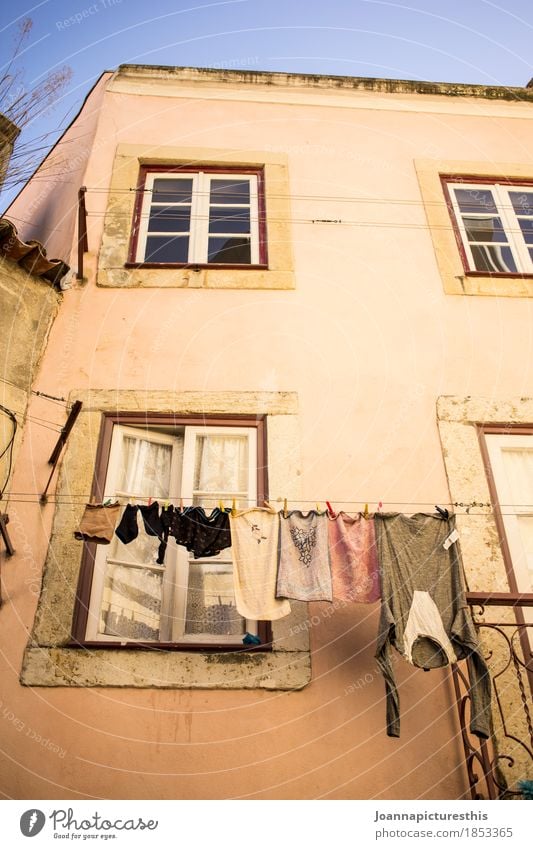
327;512;380;602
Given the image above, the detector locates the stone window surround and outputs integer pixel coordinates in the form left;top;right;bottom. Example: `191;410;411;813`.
415;159;533;298
436;395;533;589
97;144;295;291
21;390;311;689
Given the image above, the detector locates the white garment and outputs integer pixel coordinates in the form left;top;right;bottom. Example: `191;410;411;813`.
402;590;457;665
230;508;291;621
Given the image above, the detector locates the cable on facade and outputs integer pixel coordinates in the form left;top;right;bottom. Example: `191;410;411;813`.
0;405;18;502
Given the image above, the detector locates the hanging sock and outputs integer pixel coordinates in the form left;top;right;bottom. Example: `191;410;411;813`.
138;501;163;538
74;502;120;545
115;504;139;544
156;505;174;565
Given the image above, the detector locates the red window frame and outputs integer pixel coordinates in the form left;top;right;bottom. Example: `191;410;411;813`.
127;165;268;269
441;174;533;278
70;412;272;652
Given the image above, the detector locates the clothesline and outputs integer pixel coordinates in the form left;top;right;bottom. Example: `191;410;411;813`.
0;494;500;505
3;497;530;516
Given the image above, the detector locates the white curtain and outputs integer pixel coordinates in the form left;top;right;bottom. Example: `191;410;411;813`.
195;436;248;493
502;449;533;504
502;448;533;591
119;437;172;498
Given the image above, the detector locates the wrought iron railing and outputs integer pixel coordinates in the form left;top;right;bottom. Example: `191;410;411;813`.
453;592;533;799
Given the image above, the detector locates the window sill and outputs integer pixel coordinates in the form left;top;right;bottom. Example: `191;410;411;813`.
97;264;294;290
455;273;533;297
21;645;311;689
124;262;269;271
65;640;273;653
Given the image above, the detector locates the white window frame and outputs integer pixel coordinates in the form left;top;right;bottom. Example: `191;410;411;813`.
447;181;533;274
85;423;258;645
135;171;260;265
174;425;257;644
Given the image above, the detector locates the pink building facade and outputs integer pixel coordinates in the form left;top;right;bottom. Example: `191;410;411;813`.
1;65;533;800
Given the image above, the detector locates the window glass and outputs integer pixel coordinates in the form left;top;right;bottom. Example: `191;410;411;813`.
447;181;533;274
136;171;260;265
144;235;190;263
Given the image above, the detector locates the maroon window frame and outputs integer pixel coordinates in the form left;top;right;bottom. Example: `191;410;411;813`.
70;412;272;652
441;174;533;279
477;423;533;688
127;165;268;269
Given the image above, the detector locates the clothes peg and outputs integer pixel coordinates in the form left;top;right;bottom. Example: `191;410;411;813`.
435;505;449;520
316;502;322;513
377;501;383;513
163;500;169;510
363;503;369;519
147;496;152;507
326;501;336;519
219;499;225;512
179;497;183;511
283;498;288;518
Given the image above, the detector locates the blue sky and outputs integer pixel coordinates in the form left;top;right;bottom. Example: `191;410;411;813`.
1;0;533;207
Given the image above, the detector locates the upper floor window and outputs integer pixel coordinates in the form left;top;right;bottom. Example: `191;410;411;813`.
131;167;266;267
444;179;533;275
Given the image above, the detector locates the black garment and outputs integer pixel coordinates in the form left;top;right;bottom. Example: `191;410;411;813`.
115;504;139;544
171;507;231;558
138;501;163;538
157;505;175;565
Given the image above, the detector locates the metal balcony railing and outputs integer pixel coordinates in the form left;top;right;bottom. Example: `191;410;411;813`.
453;592;533;799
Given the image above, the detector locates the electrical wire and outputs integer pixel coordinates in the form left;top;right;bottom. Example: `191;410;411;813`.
1;376;68;407
0;405;17;502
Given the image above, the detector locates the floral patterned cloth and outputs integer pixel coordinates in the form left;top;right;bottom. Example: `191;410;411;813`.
276;510;332;602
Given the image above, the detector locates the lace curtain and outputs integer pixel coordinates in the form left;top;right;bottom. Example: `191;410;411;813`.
195;435;248;494
119;437;172;498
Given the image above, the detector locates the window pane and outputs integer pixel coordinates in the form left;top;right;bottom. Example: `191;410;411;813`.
101;564;162;640
184;563;245;636
144;235;189;263
210;179;250;205
509;191;533;216
470;244;517;273
152;178;193;203
148;206;191;233
463;216;507;243
454;188;497;214
517;218;533;245
209;206;250;234
208;236;251;264
516;517;533;591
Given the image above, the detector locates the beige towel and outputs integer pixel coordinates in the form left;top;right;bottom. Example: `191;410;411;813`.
74;502;120;545
230;508;291;621
327;512;380;602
